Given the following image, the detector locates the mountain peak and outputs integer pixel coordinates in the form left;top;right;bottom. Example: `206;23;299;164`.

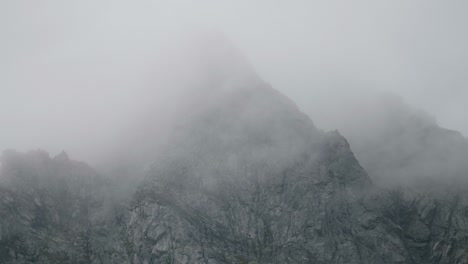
174;32;257;92
191;31;251;71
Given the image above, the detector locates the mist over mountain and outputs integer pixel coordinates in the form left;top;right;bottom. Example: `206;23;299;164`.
1;34;468;264
306;90;468;187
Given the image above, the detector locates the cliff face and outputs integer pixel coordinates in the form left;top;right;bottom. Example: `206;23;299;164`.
124;76;468;264
1;38;468;264
126;75;372;263
0;150;127;263
311;91;468;187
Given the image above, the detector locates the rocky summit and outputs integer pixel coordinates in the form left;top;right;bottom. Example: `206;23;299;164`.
1;38;468;264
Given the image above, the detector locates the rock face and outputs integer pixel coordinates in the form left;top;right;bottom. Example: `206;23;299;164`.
311;91;468;187
1;38;468;263
126;75;372;263
0;150;127;263
124;75;468;264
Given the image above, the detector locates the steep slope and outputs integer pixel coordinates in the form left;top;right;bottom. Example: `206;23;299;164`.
303;88;468;263
123;37;468;264
126;74;377;263
0;150;127;263
1;36;468;264
309;91;468;187
124;76;468;264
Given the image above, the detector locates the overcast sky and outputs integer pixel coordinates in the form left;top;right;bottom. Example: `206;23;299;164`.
1;0;467;161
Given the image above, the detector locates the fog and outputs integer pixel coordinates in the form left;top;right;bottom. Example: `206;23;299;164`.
2;0;468;164
2;3;468;261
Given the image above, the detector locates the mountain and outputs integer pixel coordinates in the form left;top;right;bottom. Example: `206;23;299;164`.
327;93;468;187
305;90;468;187
126;68;374;263
1;36;468;263
0;150;127;263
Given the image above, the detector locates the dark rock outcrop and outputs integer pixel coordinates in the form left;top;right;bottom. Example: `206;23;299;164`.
0;150;128;263
1;37;467;263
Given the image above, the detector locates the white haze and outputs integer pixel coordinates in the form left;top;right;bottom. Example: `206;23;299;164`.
1;0;468;163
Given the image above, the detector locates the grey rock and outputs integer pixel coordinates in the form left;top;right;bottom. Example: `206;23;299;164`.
1;39;468;263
